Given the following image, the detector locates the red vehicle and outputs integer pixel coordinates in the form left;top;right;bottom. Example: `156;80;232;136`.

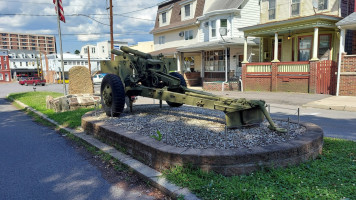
19;77;46;86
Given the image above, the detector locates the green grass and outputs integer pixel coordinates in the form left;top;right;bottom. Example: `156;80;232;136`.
8;91;94;128
164;138;356;200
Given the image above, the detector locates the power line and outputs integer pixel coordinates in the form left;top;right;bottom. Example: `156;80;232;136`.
0;13;155;21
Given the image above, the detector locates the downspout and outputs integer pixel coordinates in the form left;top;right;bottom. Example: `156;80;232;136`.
336;27;345;96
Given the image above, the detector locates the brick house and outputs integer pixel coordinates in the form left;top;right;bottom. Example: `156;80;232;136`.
0;49;11;82
336;11;356;96
239;0;355;94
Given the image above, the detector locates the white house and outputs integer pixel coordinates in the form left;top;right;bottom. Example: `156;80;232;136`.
177;0;261;82
8;50;41;80
79;40;129;59
150;0;261;85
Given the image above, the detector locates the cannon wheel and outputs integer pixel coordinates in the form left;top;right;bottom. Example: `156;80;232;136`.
100;74;126;117
166;72;186;107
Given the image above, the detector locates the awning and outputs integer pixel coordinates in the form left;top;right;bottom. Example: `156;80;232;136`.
177;37;259;52
149;47;177;56
336;12;356;30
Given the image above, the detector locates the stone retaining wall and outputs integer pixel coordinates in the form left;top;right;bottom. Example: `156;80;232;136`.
82;112;323;176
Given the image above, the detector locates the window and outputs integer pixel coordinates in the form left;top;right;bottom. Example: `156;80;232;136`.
220;19;227;28
0;74;3;80
318;0;328;10
204;50;228;72
102;46;105;53
0;63;1;69
185;30;193;40
26;62;28;66
159;36;165;44
184;4;190;17
84;48;88;53
291;0;300;16
298;36;312;61
4;56;6;61
91;48;95;53
319;34;331;59
162;12;167;23
211;20;216;37
4;64;7;69
269;0;276;20
20;62;22;66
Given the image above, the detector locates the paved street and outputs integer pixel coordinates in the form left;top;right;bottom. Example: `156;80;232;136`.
0;82;155;199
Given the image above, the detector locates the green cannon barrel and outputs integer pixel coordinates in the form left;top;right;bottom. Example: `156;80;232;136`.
120;46;152;59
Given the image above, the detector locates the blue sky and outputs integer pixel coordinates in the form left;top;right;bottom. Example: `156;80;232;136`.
0;0;161;53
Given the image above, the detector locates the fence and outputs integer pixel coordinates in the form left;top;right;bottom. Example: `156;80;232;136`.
242;61;337;94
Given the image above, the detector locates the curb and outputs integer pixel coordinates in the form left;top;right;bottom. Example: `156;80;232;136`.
6;95;200;200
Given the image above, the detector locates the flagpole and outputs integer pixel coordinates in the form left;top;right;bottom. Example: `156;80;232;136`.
56;0;67;95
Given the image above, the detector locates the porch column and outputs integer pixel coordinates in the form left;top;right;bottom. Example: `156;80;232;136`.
336;28;346;96
176;52;181;72
225;47;228;83
311;27;319;61
272;32;280;62
242;36;249;63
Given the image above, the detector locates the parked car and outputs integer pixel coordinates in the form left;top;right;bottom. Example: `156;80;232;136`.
19;77;46;86
92;73;106;84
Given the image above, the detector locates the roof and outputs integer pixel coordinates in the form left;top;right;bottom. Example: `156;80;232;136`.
177;37;259;52
151;0;205;34
336;12;356;30
241;14;341;37
149;47;178;56
205;0;244;13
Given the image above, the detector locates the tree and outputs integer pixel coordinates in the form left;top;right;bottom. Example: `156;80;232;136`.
74;50;80;54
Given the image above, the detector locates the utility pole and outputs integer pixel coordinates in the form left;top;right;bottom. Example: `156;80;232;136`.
110;0;114;61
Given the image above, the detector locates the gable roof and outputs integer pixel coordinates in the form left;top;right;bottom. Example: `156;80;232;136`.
151;0;205;34
205;0;244;13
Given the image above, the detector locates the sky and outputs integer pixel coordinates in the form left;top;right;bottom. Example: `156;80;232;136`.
0;0;161;53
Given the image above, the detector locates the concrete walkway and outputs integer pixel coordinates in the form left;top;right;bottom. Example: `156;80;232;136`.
189;87;356;112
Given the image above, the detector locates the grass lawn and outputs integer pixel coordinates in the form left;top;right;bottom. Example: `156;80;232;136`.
164;138;356;200
7;92;356;200
8;91;94;128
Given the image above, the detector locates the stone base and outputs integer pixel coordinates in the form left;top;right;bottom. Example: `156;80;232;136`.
82;112;324;176
47;94;100;112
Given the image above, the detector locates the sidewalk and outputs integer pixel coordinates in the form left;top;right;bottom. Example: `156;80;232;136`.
303;96;356;112
188;87;356;112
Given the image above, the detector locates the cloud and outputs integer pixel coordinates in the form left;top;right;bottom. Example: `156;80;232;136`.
1;0;161;51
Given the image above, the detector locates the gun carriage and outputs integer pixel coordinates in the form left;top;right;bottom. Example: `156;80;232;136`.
100;46;286;133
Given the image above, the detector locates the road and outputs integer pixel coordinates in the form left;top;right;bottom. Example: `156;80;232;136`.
0;82;155;199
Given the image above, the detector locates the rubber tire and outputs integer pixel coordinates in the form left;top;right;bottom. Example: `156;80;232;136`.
166;72;187;107
42;83;45;86
33;83;36;86
100;74;126;117
25;83;28;86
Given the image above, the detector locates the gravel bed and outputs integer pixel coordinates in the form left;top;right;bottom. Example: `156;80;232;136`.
93;105;306;149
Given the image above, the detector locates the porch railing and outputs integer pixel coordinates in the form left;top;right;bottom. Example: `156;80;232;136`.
246;63;271;72
278;62;310;72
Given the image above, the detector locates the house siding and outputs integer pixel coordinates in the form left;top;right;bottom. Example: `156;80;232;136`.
260;0;340;24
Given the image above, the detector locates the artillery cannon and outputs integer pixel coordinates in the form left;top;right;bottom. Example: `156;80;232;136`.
100;46;286;133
